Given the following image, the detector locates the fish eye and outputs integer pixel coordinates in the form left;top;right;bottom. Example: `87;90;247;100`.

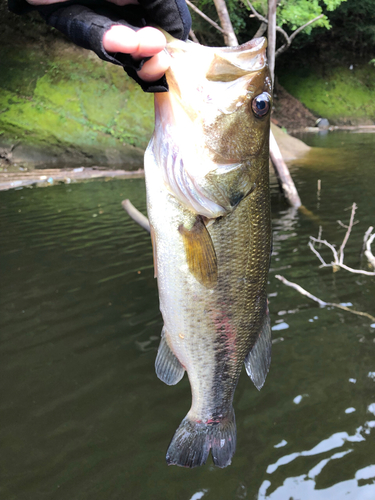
251;93;271;118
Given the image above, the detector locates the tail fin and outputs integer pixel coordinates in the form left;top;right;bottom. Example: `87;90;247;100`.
166;408;236;468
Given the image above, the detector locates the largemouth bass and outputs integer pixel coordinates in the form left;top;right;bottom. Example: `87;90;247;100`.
144;37;272;468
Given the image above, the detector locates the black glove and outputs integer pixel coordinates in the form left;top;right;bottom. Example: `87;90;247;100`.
8;0;192;92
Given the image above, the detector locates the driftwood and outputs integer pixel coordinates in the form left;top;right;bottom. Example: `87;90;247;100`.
0;167;144;191
122;201;375;324
269;131;302;208
276;203;375;324
364;227;375;269
122;200;150;233
309;203;375;276
121;199;375;324
276;275;375;323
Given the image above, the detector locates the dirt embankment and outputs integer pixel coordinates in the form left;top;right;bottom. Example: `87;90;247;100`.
272;83;318;131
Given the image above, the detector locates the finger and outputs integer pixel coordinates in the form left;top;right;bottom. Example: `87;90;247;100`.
131;27;167;59
137;51;170;82
102;25;139;54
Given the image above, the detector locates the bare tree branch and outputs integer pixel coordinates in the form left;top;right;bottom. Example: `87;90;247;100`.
309;237;339;264
276;275;375;322
253;21;267;38
245;0;267;24
289;14;324;43
275;14;324;57
308;204;375;276
186;0;238;46
268;0;277;85
275;274;327;307
364;228;375;268
308;240;328;267
212;0;238;46
338;203;357;264
122;200;150;233
189;28;200;43
185;0;225;34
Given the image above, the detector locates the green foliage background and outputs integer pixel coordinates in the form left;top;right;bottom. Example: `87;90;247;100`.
192;0;375;55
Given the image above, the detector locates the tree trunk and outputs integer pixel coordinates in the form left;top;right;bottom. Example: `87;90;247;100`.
267;0;277;87
212;0;238;46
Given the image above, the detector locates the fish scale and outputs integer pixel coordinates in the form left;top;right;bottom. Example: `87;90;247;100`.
146;36;272;468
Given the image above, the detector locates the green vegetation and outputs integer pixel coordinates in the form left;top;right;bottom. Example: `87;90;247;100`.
251;0;347;32
0;42;154;163
1;0;375;166
279;63;375;124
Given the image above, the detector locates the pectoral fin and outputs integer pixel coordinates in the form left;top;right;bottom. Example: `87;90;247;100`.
179;216;218;288
244;308;271;390
155;329;185;386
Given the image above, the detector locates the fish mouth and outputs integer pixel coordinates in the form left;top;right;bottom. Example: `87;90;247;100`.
165;37;268;91
206;37;268;82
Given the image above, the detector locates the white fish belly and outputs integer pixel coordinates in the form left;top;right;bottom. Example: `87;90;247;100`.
145;144;223;420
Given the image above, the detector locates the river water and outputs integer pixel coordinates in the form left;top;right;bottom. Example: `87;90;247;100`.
1;132;375;500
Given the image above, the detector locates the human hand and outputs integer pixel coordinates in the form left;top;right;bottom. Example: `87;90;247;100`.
26;0;170;82
102;25;169;82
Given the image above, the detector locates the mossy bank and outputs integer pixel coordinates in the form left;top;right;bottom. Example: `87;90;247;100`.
1;7;374;169
0;8;154;168
278;59;375;127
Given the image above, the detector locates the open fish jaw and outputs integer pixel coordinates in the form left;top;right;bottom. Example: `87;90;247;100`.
145;37;272;468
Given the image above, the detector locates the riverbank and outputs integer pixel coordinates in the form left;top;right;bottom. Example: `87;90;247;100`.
0;7;152;170
279;63;375;127
0;167;144;191
1;6;374;171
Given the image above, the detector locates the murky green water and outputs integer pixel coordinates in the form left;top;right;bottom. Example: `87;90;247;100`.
1;132;375;500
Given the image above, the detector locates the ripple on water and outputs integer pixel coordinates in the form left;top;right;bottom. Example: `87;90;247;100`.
1;133;375;499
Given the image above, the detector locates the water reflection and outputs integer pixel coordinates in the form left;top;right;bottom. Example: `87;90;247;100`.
189;490;208;500
259;461;375;500
260;419;375;499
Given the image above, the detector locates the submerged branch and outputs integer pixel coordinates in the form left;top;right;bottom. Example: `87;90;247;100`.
364;227;375;269
276;275;375;323
338;202;357;264
122;200;150;233
308;203;375;276
269;130;302;208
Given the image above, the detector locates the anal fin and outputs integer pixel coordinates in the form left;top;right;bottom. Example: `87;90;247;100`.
178;216;218;288
155;330;185;386
244;309;271;390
